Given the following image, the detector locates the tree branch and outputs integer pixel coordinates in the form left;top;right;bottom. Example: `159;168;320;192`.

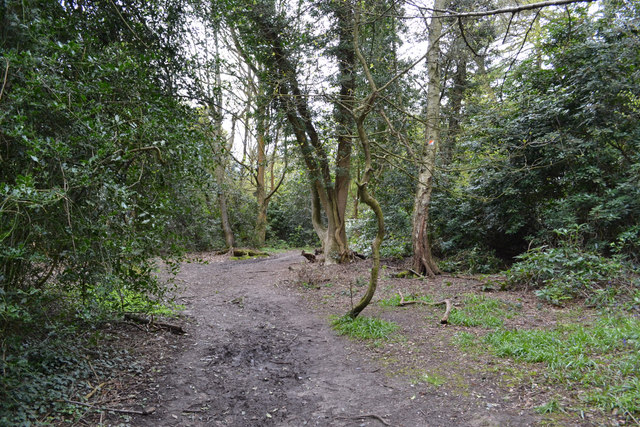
0;59;9;103
426;0;596;18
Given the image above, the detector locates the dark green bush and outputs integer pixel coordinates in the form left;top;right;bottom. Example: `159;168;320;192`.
505;227;636;306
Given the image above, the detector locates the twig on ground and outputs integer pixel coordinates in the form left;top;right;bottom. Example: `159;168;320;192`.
337;413;393;426
84;382;107;400
286;333;299;344
398;292;453;324
62;399;156;416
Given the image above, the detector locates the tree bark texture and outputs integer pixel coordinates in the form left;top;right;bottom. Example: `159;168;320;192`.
412;0;445;277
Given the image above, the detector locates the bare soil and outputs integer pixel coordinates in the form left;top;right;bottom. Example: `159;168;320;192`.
92;250;618;426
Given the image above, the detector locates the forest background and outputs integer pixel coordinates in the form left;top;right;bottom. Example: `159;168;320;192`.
1;0;639;423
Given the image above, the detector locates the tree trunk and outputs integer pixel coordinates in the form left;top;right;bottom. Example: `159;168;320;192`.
254;114;268;247
232;1;352;263
411;0;445;277
212;26;235;250
215;160;235;249
442;55;466;164
330;0;356;263
348;6;384;318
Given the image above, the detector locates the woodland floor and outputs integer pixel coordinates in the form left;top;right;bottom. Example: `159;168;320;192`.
83;250;627;426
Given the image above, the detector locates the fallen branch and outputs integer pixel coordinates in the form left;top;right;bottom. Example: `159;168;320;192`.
398;292;453;324
124;313;185;334
62;399;156;416
84;382;107;400
337;414;392;426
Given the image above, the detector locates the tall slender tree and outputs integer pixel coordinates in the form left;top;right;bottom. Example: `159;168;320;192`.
411;0;446;277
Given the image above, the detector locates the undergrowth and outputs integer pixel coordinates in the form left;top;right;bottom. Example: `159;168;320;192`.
0;283;179;425
505;227;639;307
0;321;144;425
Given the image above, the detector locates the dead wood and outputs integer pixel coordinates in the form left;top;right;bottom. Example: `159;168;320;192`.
353;251;367;260
124;313;186;334
336;414;393;426
301;251;317;263
398;292;453;324
62;399;156;416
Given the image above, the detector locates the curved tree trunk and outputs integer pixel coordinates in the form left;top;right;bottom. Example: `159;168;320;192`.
348;6;385;319
411;0;445;277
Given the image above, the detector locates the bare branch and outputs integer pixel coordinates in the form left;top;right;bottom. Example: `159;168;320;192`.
0;59;8;103
424;0;596;18
457;18;481;58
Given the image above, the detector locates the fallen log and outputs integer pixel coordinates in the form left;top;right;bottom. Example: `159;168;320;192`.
232;248;269;257
124;313;185;334
390;269;422;279
398;292;453;324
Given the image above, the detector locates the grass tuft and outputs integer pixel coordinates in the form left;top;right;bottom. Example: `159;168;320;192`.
331;315;399;340
448;294;514;328
485;314;640;414
378;293;433;307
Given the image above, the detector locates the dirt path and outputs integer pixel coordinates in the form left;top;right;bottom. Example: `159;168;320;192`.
135;251;535;426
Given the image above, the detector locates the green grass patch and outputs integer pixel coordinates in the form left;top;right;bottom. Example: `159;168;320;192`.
378;292;433;307
448;294;515;328
331;315;399;340
536;398;566;414
485;314;640;415
417;372;447;387
452;331;478;349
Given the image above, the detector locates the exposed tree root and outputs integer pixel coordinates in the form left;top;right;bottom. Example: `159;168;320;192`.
398;292;453;324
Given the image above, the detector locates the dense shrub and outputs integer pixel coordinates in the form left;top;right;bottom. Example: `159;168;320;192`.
505;228;638;306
